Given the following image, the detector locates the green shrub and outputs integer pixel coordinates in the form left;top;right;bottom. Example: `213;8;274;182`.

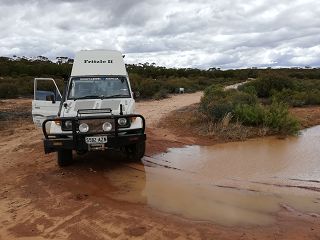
272;88;320;107
240;85;257;96
240;74;320;107
232;91;258;106
153;89;169;100
306;90;320;105
200;85;258;121
200;86;232;120
257;75;294;98
240;74;294;98
131;78;163;98
272;89;306;107
208;101;234;120
263;100;300;135
200;86;222;111
0;83;18;98
234;104;265;126
200;84;300;135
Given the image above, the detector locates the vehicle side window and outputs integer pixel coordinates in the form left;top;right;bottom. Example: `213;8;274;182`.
36;90;55;101
35;79;61;101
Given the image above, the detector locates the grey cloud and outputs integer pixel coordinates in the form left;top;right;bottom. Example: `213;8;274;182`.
0;0;319;68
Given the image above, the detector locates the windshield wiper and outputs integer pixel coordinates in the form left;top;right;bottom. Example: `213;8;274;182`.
104;94;128;98
73;95;104;100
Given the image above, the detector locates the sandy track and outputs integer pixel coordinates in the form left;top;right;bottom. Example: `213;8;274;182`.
0;93;207;240
136;92;203;126
1;94;320;240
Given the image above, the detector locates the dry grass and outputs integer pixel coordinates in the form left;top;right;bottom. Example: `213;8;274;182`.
290;106;320;128
0;118;33;137
0;98;32;133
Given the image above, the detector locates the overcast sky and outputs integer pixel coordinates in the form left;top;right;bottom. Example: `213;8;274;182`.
0;0;319;69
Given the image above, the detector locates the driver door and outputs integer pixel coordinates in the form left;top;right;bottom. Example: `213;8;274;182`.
32;78;62;127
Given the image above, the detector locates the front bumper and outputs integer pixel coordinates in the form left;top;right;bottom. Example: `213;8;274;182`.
43;133;146;153
42;114;146;153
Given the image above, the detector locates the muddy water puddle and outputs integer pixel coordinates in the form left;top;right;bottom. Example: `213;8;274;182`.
107;126;320;226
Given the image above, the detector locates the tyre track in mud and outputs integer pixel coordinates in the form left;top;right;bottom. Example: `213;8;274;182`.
0;92;207;240
1;93;320;240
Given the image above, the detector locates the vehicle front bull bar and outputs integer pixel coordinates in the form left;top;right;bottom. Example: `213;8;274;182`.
42;114;146;140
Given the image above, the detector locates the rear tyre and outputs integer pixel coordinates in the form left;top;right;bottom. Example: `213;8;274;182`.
57;149;73;167
126;141;146;162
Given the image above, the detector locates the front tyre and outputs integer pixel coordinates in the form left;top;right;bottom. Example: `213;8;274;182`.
126;141;146;162
57;149;73;167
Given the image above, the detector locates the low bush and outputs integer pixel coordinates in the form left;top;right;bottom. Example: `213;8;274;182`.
0;83;18;98
239;74;294;98
272;89;306;107
200;85;300;135
153;89;169;100
271;88;320;107
200;86;258;121
306;90;320;105
263;100;300;135
234;104;265;126
239;74;320;107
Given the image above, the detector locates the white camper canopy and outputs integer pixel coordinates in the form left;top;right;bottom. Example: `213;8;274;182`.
71;50;127;77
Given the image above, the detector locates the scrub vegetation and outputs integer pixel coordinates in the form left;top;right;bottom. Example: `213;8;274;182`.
162;71;320;138
0;56;319;137
0;57;248;99
0;57;319;136
239;74;320;106
196;71;320;136
2;57;319;101
199;85;300;136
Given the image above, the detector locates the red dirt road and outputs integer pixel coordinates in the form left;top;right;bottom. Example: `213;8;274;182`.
1;94;320;240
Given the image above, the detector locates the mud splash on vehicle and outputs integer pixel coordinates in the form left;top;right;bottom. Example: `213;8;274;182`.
108;126;320;226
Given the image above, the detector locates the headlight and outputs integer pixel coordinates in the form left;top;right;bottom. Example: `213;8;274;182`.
102;122;112;132
65;120;72;129
79;123;89;133
61;120;72;131
117;118;127;126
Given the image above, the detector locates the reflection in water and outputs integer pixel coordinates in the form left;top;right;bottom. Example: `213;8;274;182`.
143;168;280;225
108;126;320;226
153;126;320;181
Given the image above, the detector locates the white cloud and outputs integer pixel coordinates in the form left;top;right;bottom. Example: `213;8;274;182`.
0;0;319;69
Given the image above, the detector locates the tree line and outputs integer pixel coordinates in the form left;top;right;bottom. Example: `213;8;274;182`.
0;56;320;99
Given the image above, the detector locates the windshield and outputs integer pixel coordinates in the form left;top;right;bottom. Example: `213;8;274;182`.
68;77;131;100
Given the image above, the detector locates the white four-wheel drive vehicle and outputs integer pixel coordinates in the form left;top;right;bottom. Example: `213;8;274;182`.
32;50;146;166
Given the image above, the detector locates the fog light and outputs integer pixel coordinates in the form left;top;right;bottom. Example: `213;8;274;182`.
118;118;127;126
102;122;112;132
79;123;89;133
